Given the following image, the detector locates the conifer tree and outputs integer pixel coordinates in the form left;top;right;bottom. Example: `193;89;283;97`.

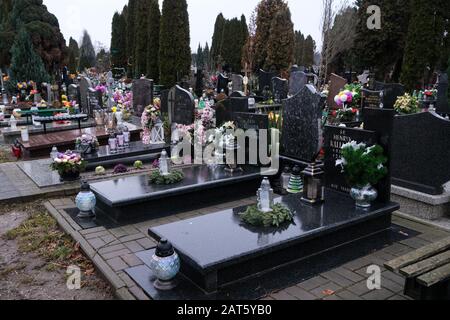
265;6;295;72
134;0;152;77
111;11;127;68
146;0;160;82
159;0;191;87
211;13;226;69
10;28;50;83
203;42;210;71
126;0;137;77
254;0;288;71
78;30;96;71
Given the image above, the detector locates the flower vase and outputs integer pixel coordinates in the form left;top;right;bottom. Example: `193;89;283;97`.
350;184;378;208
60;170;80;182
142;129;151;148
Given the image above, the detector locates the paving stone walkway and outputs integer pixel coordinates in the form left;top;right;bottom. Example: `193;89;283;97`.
45;198;450;300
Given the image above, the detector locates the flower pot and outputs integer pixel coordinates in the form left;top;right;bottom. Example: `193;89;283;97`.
350;184;378;208
60;171;80;182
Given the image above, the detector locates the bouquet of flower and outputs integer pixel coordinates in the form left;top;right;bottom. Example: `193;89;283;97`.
215;121;236;148
334;86;360;109
420;89;437;100
141;104;161;130
95;85;107;95
331;107;359;123
75;134;99;154
394;93;419;114
336;142;387;187
50;151;86;176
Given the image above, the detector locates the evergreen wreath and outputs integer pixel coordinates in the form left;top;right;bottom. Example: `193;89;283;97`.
239;204;294;228
149;170;184;185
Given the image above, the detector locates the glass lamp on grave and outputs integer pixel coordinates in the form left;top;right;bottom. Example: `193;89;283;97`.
75;181;96;219
116;128;125;151
257;177;274;213
50;146;59;160
301;161;325;205
151;119;165;145
108;132;118;154
123;126;130;147
280;166;291;193
159;150;171;176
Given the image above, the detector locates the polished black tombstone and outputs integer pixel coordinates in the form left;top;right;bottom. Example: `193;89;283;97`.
391;112;450;195
258;69;277;93
217;74;230;95
83;141;169;169
373;81;405;109
91;165;264;224
231;74;244;93
272;77;288;101
147;191;399;294
281;85;322;163
215;97;249;126
168;85;195;125
132;78;154;117
436;72;449;115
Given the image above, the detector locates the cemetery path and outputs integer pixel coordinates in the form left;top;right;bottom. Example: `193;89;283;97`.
0;204;114;300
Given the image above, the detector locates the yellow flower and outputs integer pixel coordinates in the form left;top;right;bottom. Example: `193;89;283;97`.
61;95;68;101
112;107;117;113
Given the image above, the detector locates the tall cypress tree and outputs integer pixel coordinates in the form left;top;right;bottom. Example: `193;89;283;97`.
196;44;204;69
294;31;305;65
67;37;79;74
134;0;151;77
111;11;127;68
211;13;226;69
302;35;316;67
203;42;210;71
254;0;287;71
126;0;137;77
78;30;96;71
265;6;295;72
10;28;50;83
146;0;160;82
159;0;191;87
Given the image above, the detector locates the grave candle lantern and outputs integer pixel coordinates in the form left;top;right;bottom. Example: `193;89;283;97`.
20;127;29;142
75;181;96;219
159;150;171;176
10;117;17;130
301;161;325;205
151;119;165;145
117;129;125;150
257;177;274;213
149;239;180;291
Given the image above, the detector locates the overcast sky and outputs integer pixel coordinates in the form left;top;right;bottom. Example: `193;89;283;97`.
43;0;328;52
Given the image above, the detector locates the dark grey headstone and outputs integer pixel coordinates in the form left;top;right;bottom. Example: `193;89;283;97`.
327;73;347;108
272;77;288;101
215;97;249;127
132;78;154;117
79;77;93;111
231;74;244;93
436;72;449;114
217;74;229;95
324;126;378;195
168;85;195;125
281;85;322;162
68;84;80;104
160;89;170;114
373;81;405;109
232;112;269;131
258;69;276;92
289;71;307;96
86;88;100;117
391;112;450;195
362;89;383;109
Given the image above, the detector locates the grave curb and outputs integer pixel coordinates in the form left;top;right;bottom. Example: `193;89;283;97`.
393;211;450;232
44;201;137;300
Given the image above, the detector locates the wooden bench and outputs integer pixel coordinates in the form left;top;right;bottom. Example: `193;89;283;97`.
384;237;450;300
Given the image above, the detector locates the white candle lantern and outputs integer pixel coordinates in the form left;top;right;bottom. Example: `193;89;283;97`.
257;177;274;213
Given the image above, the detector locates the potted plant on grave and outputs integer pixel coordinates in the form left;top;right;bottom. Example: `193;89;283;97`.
50;151;86;182
336;142;388;208
394;93;419;115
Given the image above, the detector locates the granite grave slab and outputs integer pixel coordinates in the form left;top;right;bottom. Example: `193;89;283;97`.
148;191;399;293
437;72;449;115
91;165;265;224
272;77;288;101
327;73;347;108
